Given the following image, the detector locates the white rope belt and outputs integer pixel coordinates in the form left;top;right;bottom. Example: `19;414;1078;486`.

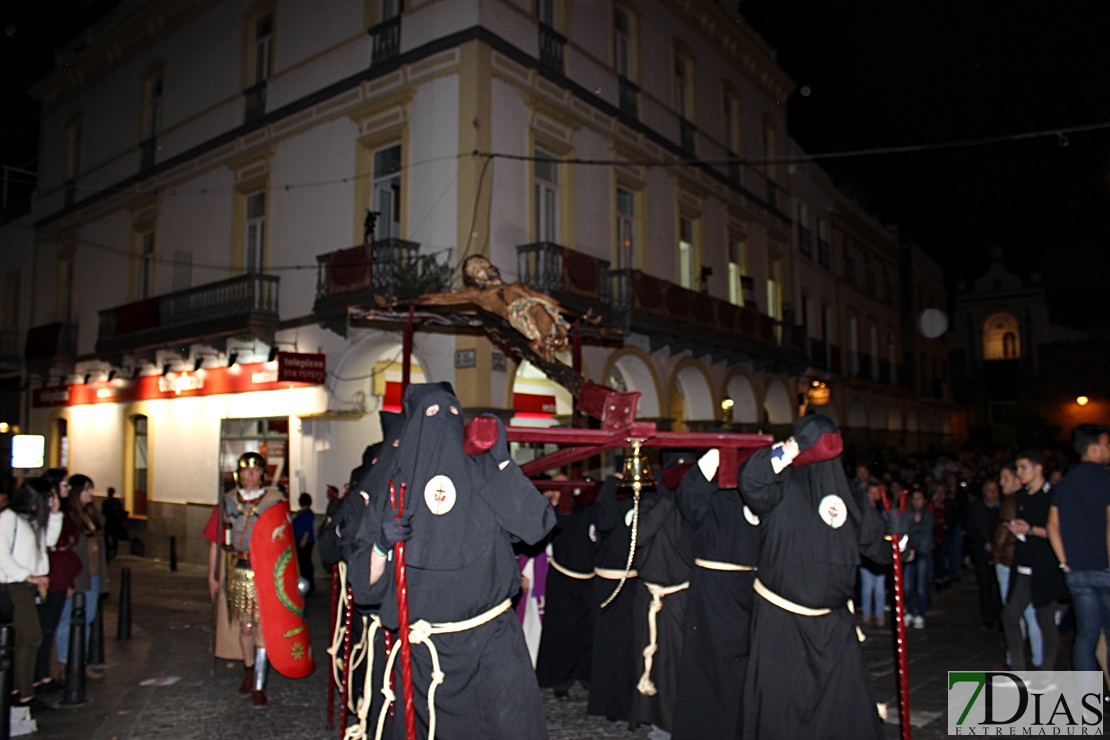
374;599;512;740
595;566;639;580
695;558;757;572
753;578;831;616
343;615;382;740
549;556;594;580
636;581;690;696
753;579;867;642
327;561;349;688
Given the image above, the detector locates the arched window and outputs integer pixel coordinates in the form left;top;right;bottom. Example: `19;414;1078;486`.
983;312;1021;360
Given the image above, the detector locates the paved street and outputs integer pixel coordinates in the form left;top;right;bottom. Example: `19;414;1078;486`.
22;554;1070;738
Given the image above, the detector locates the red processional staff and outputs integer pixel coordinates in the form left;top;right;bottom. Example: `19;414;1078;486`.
389;480;417;740
887;487;911;740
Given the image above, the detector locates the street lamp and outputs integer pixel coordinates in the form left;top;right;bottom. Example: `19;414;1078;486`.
1076;396;1089;406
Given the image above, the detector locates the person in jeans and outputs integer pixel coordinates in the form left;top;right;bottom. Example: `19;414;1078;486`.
994;463;1043;667
1048;424;1110;671
859;484;894;628
0;478;63;711
1000;449;1066;670
900;488;934;629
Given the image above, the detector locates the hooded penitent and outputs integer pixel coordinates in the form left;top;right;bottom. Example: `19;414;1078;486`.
365;383;555;740
738;413;891;740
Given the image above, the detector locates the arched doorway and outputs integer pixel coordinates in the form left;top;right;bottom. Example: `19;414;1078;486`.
725;373;758;427
764;379;792;426
607;352;660;419
669;363;714;431
510;360;574;428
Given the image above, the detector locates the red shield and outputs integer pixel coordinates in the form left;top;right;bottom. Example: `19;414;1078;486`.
249;501;315;678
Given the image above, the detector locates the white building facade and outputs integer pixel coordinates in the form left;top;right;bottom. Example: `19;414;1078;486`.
5;0;951;562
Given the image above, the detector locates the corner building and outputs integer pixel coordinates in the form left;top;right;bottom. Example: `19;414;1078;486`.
5;0;951;563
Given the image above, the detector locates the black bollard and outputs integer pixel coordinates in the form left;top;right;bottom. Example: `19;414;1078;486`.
88;592;105;666
0;624;13;739
117;568;132;641
169;536;177;572
61;593;89;706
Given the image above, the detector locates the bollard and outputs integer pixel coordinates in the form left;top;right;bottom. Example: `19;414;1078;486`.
0;624;14;739
61;593;89;706
88;591;106;666
169;536;177;572
117;567;132;641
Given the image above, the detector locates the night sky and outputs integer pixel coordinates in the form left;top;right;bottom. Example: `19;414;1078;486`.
4;1;1109;326
741;1;1110;327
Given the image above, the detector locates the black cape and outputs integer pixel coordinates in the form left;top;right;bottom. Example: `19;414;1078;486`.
672;460;760;740
739;435;890;740
535;495;597;691
370;383;555;740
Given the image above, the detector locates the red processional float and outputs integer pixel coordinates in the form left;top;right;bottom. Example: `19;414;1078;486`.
325;263;913;740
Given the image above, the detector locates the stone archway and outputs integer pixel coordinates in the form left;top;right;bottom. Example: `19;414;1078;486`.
670;362;715;431
607;351;661;419
725;372;758;425
764;379;793;425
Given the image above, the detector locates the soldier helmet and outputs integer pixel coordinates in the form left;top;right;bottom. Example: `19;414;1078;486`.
234;451;267;487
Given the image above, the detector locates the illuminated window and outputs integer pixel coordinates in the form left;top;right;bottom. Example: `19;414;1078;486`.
983;312;1021;360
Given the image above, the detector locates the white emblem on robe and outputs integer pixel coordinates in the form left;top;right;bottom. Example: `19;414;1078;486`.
818;494;847;529
424;474;457;515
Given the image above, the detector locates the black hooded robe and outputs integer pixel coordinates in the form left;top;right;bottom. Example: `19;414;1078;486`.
370;384;556;740
628;476;694;734
739;418;890;740
535;494;597;693
586;474;642;722
671;461;761;740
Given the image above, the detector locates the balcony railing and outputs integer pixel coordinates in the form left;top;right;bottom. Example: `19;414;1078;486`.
97;274;279;355
618;76;639;119
608;269;776;352
313;238;422;335
517;242;610;314
140;137;157;172
314;238;421;300
679;119;696;155
538;23;566;74
243;81;267;123
369;15;401;66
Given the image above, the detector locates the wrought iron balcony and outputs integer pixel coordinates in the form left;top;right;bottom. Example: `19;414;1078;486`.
313;238;422;335
618;76;639;119
517;242;610;316
25;322;78;372
538;23;566;74
97;273;279;355
243;81;267;124
369;15;401;66
679;119;696;155
607;269;778;357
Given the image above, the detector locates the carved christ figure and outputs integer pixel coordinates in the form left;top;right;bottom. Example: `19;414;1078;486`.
379;255;597;363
